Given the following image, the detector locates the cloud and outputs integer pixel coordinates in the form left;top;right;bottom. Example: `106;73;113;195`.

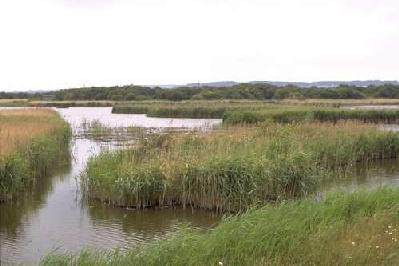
0;0;398;91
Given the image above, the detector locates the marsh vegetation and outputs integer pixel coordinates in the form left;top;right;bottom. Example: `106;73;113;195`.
82;121;399;211
0;109;70;202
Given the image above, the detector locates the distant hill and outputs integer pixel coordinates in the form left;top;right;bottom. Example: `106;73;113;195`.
185;81;239;88
250;80;399;88
164;80;399;89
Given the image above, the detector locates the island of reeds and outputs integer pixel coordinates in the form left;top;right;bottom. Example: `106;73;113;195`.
0;108;71;202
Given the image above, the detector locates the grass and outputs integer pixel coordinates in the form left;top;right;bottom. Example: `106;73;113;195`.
0;108;71;201
223;107;399;125
112;100;275;118
112;101;399;123
41;187;399;265
29;101;113;108
81;121;399;212
0;99;30;107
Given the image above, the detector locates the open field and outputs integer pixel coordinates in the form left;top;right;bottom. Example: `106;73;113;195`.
0;99;28;103
0;99;30;107
0;100;114;108
41;187;399;265
0;108;71;201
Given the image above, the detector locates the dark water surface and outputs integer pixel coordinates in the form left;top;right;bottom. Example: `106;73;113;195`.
2;107;399;264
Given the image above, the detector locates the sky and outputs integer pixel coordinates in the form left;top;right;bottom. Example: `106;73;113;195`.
0;0;398;91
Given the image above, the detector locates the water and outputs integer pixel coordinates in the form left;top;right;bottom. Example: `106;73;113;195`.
0;107;221;265
2;107;399;264
319;159;399;193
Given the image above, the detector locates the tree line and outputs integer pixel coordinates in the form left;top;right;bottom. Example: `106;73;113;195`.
2;83;399;101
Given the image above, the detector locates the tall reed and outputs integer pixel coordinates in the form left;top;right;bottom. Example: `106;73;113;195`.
0;109;71;202
223;108;399;125
82;121;399;211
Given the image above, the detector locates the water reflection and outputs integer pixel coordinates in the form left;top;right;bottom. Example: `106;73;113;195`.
321;158;399;193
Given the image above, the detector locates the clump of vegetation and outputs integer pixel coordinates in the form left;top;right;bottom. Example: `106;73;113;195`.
81;119;112;137
0;109;71;202
81;121;399;211
41;187;399;265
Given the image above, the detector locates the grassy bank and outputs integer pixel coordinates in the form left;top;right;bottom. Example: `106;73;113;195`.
42;187;399;265
0;99;30;107
29;101;113;108
0;109;71;201
81;122;399;211
0;100;114;108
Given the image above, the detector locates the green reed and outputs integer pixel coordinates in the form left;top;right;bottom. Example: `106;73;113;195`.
0;111;71;202
81;121;399;211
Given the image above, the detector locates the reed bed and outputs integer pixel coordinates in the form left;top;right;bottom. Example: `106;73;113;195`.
113;101;399;121
112;101;276;118
223;108;399;125
81;121;399;211
41;187;399;266
0;109;71;201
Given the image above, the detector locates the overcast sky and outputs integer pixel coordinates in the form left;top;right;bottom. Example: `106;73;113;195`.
0;0;398;91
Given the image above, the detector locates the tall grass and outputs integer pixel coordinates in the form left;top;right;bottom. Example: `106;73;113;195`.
82;121;399;211
41;187;399;265
0;109;71;202
223;108;399;125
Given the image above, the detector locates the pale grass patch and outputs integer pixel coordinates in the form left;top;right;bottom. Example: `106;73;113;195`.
0;109;62;158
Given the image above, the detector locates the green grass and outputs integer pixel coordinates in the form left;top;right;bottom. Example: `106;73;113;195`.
41;187;399;265
223;108;399;125
81;122;399;211
113;101;399;124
